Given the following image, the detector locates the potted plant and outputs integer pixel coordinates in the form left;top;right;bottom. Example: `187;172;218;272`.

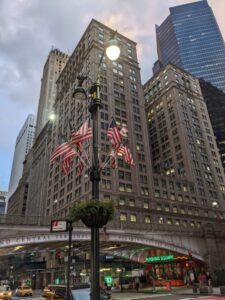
69;199;114;228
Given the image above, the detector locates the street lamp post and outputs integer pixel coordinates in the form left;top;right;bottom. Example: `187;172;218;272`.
66;220;73;300
50;219;73;300
73;36;120;300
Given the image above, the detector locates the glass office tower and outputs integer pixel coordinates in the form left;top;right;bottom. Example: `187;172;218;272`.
155;0;225;93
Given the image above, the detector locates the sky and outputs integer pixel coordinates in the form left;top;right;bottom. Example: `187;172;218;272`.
0;0;225;191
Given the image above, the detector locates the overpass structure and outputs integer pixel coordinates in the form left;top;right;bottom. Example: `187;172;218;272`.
0;214;225;276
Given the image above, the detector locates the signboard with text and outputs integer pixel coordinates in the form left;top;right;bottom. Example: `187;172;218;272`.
50;220;68;232
145;255;174;263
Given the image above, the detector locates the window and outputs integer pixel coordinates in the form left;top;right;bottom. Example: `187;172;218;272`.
119;198;125;206
157;204;162;211
175;219;180;226
144;201;149;209
181;207;185;214
129;199;135;207
173;206;177;213
165;205;170;212
154;190;160;198
130;214;137;222
120;213;127;222
158;217;164;224
170;193;175;201
167;218;173;225
145;216;151;224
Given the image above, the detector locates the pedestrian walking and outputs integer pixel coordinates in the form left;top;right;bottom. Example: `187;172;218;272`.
135;277;140;292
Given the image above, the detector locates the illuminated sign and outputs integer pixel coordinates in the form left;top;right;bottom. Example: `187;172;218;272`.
145;255;174;263
104;276;113;285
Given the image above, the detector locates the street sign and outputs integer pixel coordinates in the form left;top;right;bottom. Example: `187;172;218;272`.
50;220;68;232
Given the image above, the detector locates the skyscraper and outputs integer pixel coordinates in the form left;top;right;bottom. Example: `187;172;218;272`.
7;114;36;201
35;49;69;138
155;0;225;93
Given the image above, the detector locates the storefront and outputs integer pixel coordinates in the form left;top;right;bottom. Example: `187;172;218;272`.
144;250;205;286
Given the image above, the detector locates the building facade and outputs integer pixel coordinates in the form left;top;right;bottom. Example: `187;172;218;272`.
0;191;7;214
35;49;69;138
7;151;32;216
143;64;225;229
7;114;36;206
155;0;225;93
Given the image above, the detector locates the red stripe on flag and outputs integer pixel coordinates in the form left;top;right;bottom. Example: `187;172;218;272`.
118;146;134;166
50;143;72;163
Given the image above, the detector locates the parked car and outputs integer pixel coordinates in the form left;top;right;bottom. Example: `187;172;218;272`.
15;286;33;297
41;287;55;298
0;286;12;300
42;284;113;300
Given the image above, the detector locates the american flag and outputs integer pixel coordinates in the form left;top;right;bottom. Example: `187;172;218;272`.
109;149;118;169
71;120;92;145
107;118;123;149
76;160;84;177
62;149;76;175
76;141;84;154
120;125;128;137
118;142;135;166
50;142;72;163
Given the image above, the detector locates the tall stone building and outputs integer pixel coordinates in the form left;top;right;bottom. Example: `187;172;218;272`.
35;49;69;138
7;151;32;216
25;122;52;218
143;64;225;227
43;19;153;223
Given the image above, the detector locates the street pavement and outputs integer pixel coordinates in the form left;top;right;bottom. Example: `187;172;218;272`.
12;287;225;300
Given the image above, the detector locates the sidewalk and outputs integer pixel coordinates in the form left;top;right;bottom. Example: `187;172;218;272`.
111;286;223;299
172;286;221;295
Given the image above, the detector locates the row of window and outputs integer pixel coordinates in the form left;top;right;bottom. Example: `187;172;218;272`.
119;213;202;228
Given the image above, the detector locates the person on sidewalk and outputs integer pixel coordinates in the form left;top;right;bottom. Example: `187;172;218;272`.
135;277;140;292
